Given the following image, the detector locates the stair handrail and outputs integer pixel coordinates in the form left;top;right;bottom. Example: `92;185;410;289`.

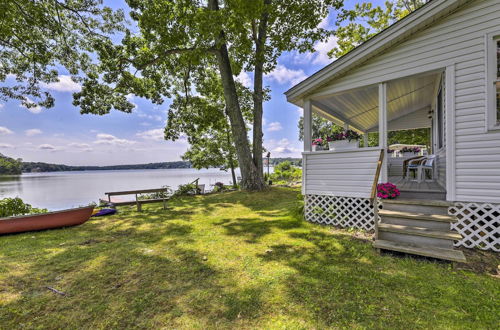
370;149;385;204
371;149;384;240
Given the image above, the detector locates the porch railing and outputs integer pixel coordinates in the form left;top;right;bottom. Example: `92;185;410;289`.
302;147;383;198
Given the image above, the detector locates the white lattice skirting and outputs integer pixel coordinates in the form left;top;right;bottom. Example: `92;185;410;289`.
304;195;378;231
450;202;500;252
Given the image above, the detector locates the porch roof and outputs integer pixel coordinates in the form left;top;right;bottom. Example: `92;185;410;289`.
312;73;438;133
285;0;467;105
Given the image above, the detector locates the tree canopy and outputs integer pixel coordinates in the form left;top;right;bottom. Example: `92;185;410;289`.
72;0;343;190
0;0;125;110
329;0;428;58
2;0;345;190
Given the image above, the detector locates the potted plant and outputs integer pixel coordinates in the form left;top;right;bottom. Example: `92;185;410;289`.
326;130;361;151
401;146;421;157
376;183;400;199
312;138;324;151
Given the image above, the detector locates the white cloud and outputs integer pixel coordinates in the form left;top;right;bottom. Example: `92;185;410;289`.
137;111;163;122
41;75;81;92
236;71;252;88
0;143;13;149
39;144;57;150
0;104;4;110
267;121;283;132
69;142;91;148
296;107;304;116
267;138;301;156
317;15;330;30
68;143;92;152
265;65;307;86
136;128;165;141
20;97;42;114
25;128;42;137
312;36;338;65
94;133;136;146
0;126;13;135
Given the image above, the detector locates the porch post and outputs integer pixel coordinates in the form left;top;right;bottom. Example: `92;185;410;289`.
303;99;312;152
378;83;388;182
363;133;369;148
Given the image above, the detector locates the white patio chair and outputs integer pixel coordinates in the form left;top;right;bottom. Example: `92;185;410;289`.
406;155;436;183
420;155;437;182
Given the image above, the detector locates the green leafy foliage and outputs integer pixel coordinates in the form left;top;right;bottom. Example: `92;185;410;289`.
173;183;201;197
165;70;256;185
330;0;428;58
298;115;343;142
270;161;302;184
0;197;47;217
71;0;344;190
0;153;22;175
0;0;125;109
137;186;173;201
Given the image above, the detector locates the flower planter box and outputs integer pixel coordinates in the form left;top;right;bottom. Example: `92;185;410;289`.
402;152;418;157
312;145;324;152
328;140;359;151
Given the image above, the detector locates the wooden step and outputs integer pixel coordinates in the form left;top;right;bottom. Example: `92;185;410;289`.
378;223;461;240
382;199;452;207
379;210;457;223
373;239;467;263
398;191;446;200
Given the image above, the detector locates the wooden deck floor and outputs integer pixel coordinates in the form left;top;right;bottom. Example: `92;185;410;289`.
389;176;446;192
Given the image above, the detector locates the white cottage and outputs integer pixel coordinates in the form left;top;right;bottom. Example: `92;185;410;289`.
286;0;500;261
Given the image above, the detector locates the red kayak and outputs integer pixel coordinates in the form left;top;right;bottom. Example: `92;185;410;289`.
0;206;94;235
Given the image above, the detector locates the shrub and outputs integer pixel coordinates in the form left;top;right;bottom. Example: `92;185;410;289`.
0;197;48;217
174;183;200;196
271;161;302;184
213;182;226;192
377;183;400;199
138;186;173;200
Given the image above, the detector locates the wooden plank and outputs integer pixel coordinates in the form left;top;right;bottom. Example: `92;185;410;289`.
105;188;169;196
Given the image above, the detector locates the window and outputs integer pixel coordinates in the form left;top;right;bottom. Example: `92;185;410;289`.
437;88;444;149
496;39;500;124
486;33;500;130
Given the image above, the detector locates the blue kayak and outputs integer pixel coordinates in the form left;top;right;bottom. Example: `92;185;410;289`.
91;209;117;217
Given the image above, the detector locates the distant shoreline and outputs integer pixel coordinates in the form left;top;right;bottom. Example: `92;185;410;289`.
21;161;192;173
1;152;300;175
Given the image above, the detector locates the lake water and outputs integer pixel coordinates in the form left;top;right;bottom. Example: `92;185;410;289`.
0;168;242;210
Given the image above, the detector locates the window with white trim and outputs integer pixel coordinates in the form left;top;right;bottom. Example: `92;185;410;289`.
496;38;500;125
486;33;500;130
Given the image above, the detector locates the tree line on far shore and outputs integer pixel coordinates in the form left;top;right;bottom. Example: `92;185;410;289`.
0;153;300;175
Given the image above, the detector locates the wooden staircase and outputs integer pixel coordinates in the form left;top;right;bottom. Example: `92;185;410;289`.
373;198;466;262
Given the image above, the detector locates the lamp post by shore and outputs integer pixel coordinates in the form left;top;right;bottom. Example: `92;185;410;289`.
266;152;271;185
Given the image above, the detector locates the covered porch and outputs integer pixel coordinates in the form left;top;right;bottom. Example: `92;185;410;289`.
301;70;446;200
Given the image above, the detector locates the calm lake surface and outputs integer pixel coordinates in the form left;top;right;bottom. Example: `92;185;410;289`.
0;168;241;210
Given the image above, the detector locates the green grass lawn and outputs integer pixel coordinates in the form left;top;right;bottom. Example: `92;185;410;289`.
0;188;498;329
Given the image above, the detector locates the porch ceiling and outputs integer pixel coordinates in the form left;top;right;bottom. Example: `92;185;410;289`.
311;73;439;132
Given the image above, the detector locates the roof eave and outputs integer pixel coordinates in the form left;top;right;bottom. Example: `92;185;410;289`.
285;0;466;104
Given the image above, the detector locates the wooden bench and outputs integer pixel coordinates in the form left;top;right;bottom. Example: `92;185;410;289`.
103;188;171;212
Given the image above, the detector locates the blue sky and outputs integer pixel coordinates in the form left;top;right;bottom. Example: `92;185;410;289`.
0;1;385;166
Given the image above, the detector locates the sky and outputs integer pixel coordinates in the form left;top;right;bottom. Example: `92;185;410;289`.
0;1;385;166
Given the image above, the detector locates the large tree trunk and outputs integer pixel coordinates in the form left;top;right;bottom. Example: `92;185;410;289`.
226;126;238;186
209;0;264;191
252;0;270;183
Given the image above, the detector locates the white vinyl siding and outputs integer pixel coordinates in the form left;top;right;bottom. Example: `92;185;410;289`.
311;0;500;203
303;148;382;199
